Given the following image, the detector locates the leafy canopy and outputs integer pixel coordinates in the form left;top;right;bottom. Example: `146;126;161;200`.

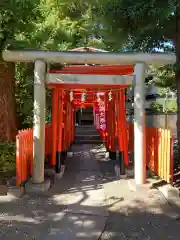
94;0;178;52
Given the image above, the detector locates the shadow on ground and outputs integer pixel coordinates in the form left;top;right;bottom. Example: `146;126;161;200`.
1;144;180;239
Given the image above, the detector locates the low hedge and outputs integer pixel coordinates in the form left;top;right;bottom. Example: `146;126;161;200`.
0;142;16;180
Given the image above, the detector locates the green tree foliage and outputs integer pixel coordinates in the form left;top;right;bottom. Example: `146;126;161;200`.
0;0;43;142
94;0;178;52
0;0;100;172
0;0;41;50
2;0;179;172
151;101;164;113
14;0;106;130
166;100;177;112
151;99;177;113
93;0;180;156
0;142;15;172
1;0;108;137
148;65;176;90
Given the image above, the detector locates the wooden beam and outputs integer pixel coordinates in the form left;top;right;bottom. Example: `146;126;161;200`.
46;74;133;86
49;65;134;75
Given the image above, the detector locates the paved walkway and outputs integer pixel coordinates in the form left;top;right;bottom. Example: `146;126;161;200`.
1;144;180;239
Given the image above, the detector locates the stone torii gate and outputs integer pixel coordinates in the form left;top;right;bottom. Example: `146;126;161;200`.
2;50;176;189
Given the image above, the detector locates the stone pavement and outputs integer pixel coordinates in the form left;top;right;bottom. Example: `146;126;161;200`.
1;144;180;239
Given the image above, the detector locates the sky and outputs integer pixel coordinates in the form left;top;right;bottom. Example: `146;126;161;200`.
153;42;173;52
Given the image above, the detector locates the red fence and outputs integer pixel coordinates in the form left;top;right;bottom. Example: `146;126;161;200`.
127;124;173;183
16;124;52;186
16;121;173;186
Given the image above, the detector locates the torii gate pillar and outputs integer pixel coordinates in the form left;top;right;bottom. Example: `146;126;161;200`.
32;60;46;184
134;63;146;184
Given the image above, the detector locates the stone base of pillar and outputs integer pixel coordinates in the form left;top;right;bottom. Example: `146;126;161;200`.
61;151;67;165
119;174;128;179
119;152;125;175
44;168;56;184
55;151;67;177
55;165;66;179
109;151;116;160
8;186;24;198
55;152;62;173
25;179;51;195
44;168;55;176
128;179;148;192
64;151;68;158
114;164;128;179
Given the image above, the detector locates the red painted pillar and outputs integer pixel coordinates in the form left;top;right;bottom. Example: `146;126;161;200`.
104;92;108;150
116;89;129;174
109;94;116;160
69;102;72;146
56;89;64;173
116;90;124;174
105;92;110;151
71;106;75;142
67;100;70;148
62;93;67;159
107;99;111;151
51;88;58;167
120;89;129;166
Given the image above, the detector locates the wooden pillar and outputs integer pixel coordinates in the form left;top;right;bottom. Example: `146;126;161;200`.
62;92;67;162
116;89;129;175
105;93;110;151
109;94;116;160
72;106;75;142
51;88;58;167
120;89;129;166
56;89;63;173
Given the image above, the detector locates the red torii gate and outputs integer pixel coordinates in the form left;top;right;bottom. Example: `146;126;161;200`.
49;64;133;175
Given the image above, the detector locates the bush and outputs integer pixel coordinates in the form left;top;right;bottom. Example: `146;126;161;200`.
166;100;177;113
0;142;16;173
151;99;177;113
173;139;180;171
151;101;164;113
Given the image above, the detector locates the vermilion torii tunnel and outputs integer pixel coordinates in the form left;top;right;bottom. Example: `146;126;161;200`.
47;64;134;176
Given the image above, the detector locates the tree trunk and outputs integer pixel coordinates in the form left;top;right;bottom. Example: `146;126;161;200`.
0;61;17;141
